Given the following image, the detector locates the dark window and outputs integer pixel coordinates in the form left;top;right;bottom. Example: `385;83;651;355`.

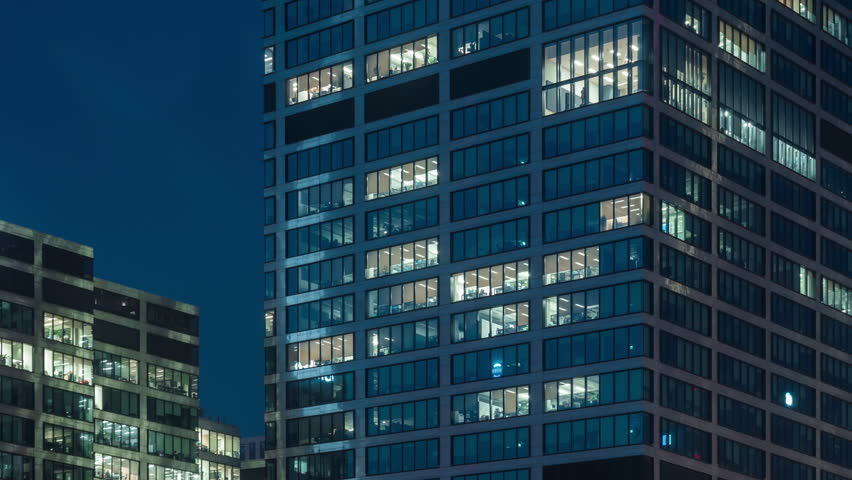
98;386;139;418
543;413;651;454
147;333;198;366
823;432;852;469
771;213;815;258
451;9;529;58
543;0;651;30
286;294;354;333
661;158;711;209
451;49;530;99
146;303;198;336
771;172;815;219
660;418;711;463
719;0;765;31
771;333;815;377
660;200;712;251
452;176;529;221
286;137;354;182
661;0;712;39
42;278;93;313
822;314;852;355
543;325;653;370
366;438;439;474
718;311;765;357
366;196;439;240
44;460;91;480
822;41;852;87
659;114;711;166
451;217;529;262
660;461;710;480
1;375;34;409
44;385;93;422
451;343;529;384
719;395;765;439
367;398;438;435
772;374;815;416
717;144;765;194
718;228;765;275
94;288;139;320
822;81;852;125
718;437;765;479
822;160;852;202
718;186;764;234
0;231;33;263
771;52;815;101
453;426;530;464
451;0;510;17
772;11;815;61
659;331;711;378
287;411;355;446
286;216;353;258
263;83;276;113
285;0;353;30
285;21;354;68
0;299;33;335
146;397;198;430
660;374;712;420
286;450;355;480
264;158;276;187
771;293;815;337
286;372;354;409
771;415;815;455
543;148;651;200
365;0;438;43
822;392;852;431
365;74;439;122
822;118;852;162
718;353;765;398
285;98;354;144
44;422;91;457
366;115;438;162
659;244;711;294
543;105;652;158
772;455;815;480
823;197;852;241
822;353;852;393
659;288;711;336
367;358;439;396
451;91;530;139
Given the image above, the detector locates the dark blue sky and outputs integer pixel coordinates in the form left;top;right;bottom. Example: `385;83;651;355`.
0;3;264;434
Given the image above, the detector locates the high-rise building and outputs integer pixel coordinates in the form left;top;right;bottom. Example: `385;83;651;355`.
262;0;852;478
0;220;212;480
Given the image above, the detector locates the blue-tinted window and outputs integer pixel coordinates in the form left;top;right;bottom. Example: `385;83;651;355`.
452;427;530;464
771;253;816;298
718;437;765;479
719;0;765;31
823;3;851;47
660;418;711;463
452;91;530;139
771;213;815;258
771;293;816;337
661;158;712;209
823;80;852;125
718;311;766;357
659;244;711;293
543;368;651;412
366;196;439;240
718;270;765;316
718;62;766;153
264;121;276;150
660;200;712;251
543;193;651;243
452;217;529;262
718;353;766;398
543;281;653;328
452;343;529;384
543;149;651;200
822;160;852;202
718;144;765;194
771;333;816;377
286;294;353;333
660;29;712;123
718;186;764;234
543;412;652;454
543;0;651;31
366;358;439;396
452;8;529;58
823;236;852;280
366;115;438;162
823;353;852;393
0;300;32;336
772;373;815;416
451;0;510;17
286;411;354;447
285;21;354;68
771;171;816;219
771;92;816;179
543;325;652;370
451;176;529;221
543;105;652;158
543;236;652;286
285;177;353;219
772;454;815;480
451;301;529;343
285;372;354;409
264;272;275;300
286;216;353;257
660;331;711;378
718;228;765;275
822;392;852;430
660;374;712;420
822;198;852;240
823;41;852;87
286;450;355;480
366;438;439;475
660;114;711;166
286;137;354;182
453;470;529;480
285;255;353;295
719;395;765;439
365;0;438;44
772;11;815;61
264;158;276;187
452;133;529;180
367;277;439;317
822;314;852;355
285;0;353;30
771;415;815;455
771;52;815;101
662;0;712;39
823;432;852;469
660;288;711;336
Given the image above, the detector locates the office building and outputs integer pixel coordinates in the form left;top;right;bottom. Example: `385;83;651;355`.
0;220;206;480
198;418;241;480
261;0;852;478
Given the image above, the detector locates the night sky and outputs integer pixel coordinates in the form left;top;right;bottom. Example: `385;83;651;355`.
0;3;264;434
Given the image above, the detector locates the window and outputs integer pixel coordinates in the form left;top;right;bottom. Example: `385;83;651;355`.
200;461;237;480
771;213;815;258
366;357;439;396
718;437;765;479
452;217;529;262
286;255;353;295
660;29;711;123
366;34;438;83
773;456;816;480
718;186;764;234
453;176;529;221
719;19;766;71
543;280;652;328
718;145;764;194
366;115;438;162
286;411;354;446
719;0;765;31
822;81;852;125
148;431;196;462
661;0;711;39
660;288;710;335
718;228;764;274
1;452;33;480
660;418;711;463
367;398;438;435
286;216;353;258
365;0;438;44
719;353;765;398
660;331;711;378
286;138;353;182
286;372;354;409
544;368;651;412
44;423;91;457
286;450;354;480
368;317;438;357
772;374;815;416
285;21;354;68
543;0;650;30
264;234;275;263
771;253;816;298
823;198;852;241
366;277;438;317
1;375;34;409
285;0;353;30
660;115;712;166
544;193;651;242
452;8;529;58
822;314;852;355
265;384;276;412
451;258;529;302
823;353;852;393
543;413;651;454
718;270;765;316
772;93;816;179
95;453;139;480
1;413;33;447
823;276;852;315
93;421;137;452
265;346;276;375
43;348;90;384
285;177;353;219
264;121;276;150
543;148;651;200
451;0;510;17
660;156;711;208
451;91;530;139
824;4;851;47
772;11;815;61
659;243;712;293
822;392;852;430
286;294;354;333
286;60;353;105
366;237;438;279
543;236;650;286
823;236;852;279
771;415;815;455
264;83;276;113
264;196;275;225
96;386;139;418
148;466;199;480
267;420;278;449
0;337;32;371
777;0;816;23
198;428;239;458
0;300;33;335
543;324;652;370
718;311;766;357
147;364;197;398
264;46;275;75
451;302;528;343
719;395;765;439
719;62;765;152
771;334;815;377
43;312;92;349
365;157;438;201
146;398;196;430
823;432;852;469
366;196;439;240
822;41;852;87
453;426;530;464
451;343;529;383
543;104;652;158
772;52;815;101
453;133;529;180
543;19;650;115
286;333;354;370
772;171;816;219
453;385;530;423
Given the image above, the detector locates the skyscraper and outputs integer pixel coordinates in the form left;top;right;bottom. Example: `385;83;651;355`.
262;0;852;478
0;220;235;480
